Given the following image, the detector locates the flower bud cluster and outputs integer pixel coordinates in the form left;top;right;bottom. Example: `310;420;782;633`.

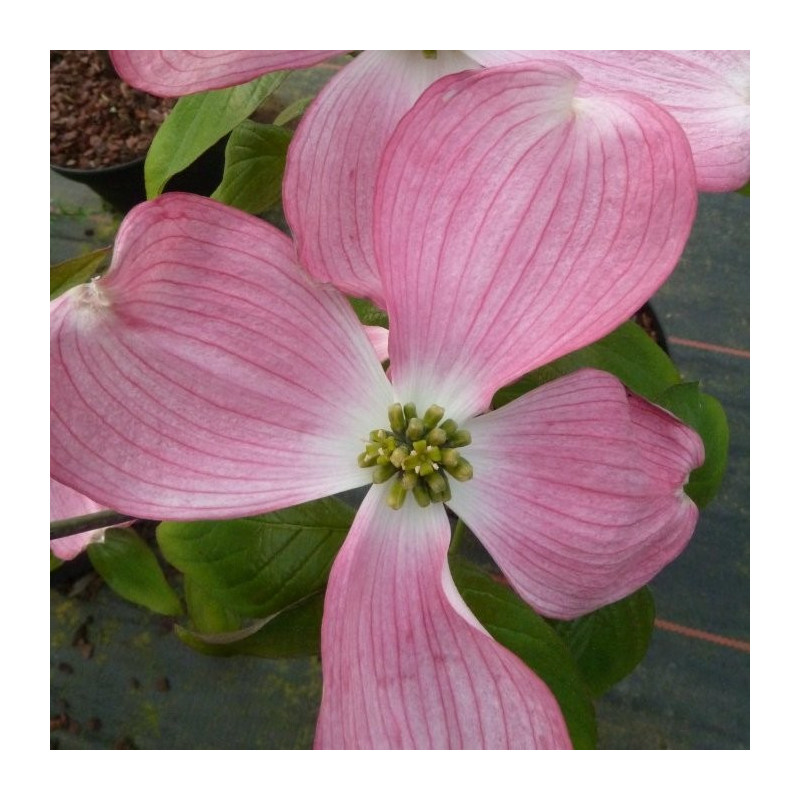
358;402;473;510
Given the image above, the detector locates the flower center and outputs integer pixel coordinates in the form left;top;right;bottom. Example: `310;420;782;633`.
358;403;473;510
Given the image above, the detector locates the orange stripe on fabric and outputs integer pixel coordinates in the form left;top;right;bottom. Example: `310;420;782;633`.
654;618;750;653
668;336;749;358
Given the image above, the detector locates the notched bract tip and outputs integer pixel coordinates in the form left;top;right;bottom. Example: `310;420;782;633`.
74;276;113;312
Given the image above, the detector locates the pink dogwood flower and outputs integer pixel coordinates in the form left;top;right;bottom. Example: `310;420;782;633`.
111;49;749;306
51;64;703;748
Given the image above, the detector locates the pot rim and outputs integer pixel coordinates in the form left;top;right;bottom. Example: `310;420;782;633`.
50;155;146;177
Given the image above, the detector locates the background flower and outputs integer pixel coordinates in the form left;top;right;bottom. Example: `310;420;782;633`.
476;50;750;192
111;50;749;303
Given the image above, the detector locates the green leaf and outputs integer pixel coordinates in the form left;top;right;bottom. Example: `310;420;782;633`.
737;180;750;197
50;247;110;299
549;587;655;698
157;497;354;619
450;557;596;749
50;552;63;572
273;95;314;127
175;592;324;659
145;72;287;198
349;296;389;329
493;320;680;408
655;382;730;508
184;576;242;634
211;121;292;214
87;528;183;616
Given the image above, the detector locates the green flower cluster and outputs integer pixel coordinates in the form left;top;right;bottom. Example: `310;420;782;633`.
358;402;473;510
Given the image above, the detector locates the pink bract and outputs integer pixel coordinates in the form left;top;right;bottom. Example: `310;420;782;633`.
50;478;107;560
110;51;348;96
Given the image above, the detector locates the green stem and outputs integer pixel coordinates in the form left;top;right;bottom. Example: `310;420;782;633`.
50;510;139;540
449;518;466;555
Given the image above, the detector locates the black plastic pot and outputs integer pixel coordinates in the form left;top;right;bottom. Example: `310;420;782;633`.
50;136;229;215
633;302;670;355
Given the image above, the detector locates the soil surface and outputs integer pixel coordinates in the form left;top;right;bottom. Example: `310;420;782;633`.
50;50;174;169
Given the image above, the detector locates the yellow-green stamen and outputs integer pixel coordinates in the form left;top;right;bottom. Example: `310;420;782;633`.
358;403;473;509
